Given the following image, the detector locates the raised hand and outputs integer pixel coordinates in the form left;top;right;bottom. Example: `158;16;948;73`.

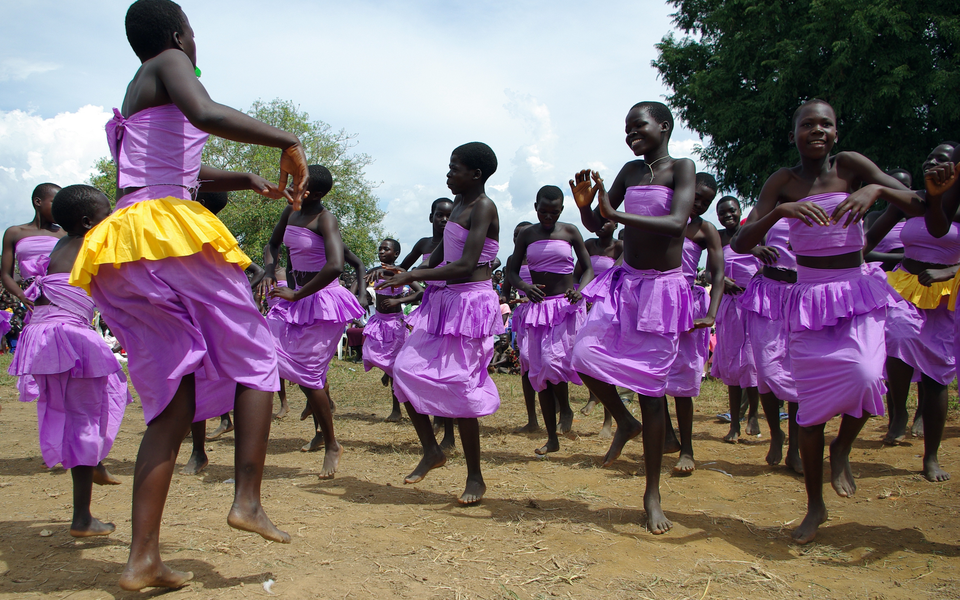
776;201;829;227
592;171;616;219
256;276;277;302
249;174;285;200
569;169;599;209
925;163;957;198
752;245;781;266
832;186;878;228
564;287;582;304
278;142;308;210
376;270;413;291
268;285;297;302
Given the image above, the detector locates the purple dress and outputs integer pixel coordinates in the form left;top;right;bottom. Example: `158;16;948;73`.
362;277;409;379
72;104;279;424
8;268;131;469
512;239;586;392
739;218;798;401
571;186;694;397
393;222;503;418
884;218;959;385
266;226;364;389
12;236;58;402
665;236;710;398
786;192;898;427
709;242;760;387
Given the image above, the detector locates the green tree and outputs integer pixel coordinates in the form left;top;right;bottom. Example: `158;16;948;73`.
87;98;384;266
654;0;960;201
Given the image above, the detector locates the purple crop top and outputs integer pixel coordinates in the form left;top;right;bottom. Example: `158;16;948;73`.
527;239;574;274
874;221;905;254
681;237;703;284
106;105;208;209
590;255;616;273
284;226;328;272
901;218;960;265
788;192;863;257
723;244;760;287
764;218;797;271
624;185;673;217
15;236;59;280
443;222;499;267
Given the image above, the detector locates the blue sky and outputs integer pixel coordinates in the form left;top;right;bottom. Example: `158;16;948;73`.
0;0;724;262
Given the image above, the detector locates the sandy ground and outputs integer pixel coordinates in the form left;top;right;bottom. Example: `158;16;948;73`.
0;353;958;599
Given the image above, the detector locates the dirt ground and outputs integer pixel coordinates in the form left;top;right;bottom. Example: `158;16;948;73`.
0;353;958;600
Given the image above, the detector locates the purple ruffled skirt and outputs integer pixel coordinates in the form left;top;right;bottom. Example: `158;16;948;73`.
571;264;693;397
266;281;364;390
393;280;504;418
739;275;797;401
787;265;895;427
665;285;709;398
0;310;11;337
710;291;758;388
513;295;586;392
8;305;131;469
362;311;408;378
90;246;280;424
886;300;955;385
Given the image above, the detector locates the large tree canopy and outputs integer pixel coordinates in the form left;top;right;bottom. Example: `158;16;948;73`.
654;0;960;201
88;98;384;266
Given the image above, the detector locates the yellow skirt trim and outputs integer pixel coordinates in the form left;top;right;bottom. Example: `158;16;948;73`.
951;273;960;312
70;197;252;293
887;269;953;310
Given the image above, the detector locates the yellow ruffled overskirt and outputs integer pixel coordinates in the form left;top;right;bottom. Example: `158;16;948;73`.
70;197;251;293
887;269;954;310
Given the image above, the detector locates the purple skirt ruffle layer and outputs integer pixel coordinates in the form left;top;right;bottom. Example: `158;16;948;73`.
710;293;758;388
665;285;709;398
271;281;364;325
8;305;131;469
740;276;797;401
0;311;11;337
514;295;586;392
362;311;408;378
90;246;279;424
393;281;503;418
886;300;956;385
787;266;890;427
572;265;692;397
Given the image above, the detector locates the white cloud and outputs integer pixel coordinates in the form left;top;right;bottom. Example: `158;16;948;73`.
0;58;60;82
0;105;112;227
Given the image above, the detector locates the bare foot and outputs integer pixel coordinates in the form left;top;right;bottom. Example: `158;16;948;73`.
923;455;950;482
180;451;208;475
438;435;456;452
644;491;672;534
318;443;343;479
118;561;194;591
883;413;908;445
829;439;856;497
722;427;740;444
380;372;390;386
580;399;597;416
274;403;289;420
300;405;312;420
766;430;785;466
881;432;904;446
328;397;337;413
791;504;827;544
601;418;642;467
70;517;115;537
911;415;924;438
663;432;682;455
385;410;402;423
458;476;486;505
513;422;541;434
673;453;695;475
301;431;323;452
785;449;804;475
599;422;613;439
207;421;234;440
227;504;291;543
535;439;560;455
92;463;121;486
404;449;447;484
745;416;761;436
558;410;574;434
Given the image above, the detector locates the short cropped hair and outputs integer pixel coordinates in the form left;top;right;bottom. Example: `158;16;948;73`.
453;142;497;182
196;191;229;216
383;238;401;254
695;172;718;191
32;182;61;201
52;185;109;232
431;197;453;214
631;101;674;133
125;0;185;61
717;195;740;208
307;164;334;198
792;98;835;127
536;185;564;203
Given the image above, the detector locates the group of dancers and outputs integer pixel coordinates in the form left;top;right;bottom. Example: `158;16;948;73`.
1;0;958;591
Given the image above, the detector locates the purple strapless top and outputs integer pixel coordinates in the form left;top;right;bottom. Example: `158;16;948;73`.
764;217;797;271
789;192;863;257
874;221;905;254
723;244;760;287
106;104;209;208
33;273;96;322
419;252;432;268
15;236;59;280
681;237;703;284
443;222;498;266
590;255;616;273
901;217;960;265
624;185;673;217
284;225;328;272
527;239;574;274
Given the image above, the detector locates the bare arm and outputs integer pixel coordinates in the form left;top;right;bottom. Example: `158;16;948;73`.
0;228;29;308
700;223;725;325
570;225;595;290
279;212;345;300
924;148;960;237
863;204;904;254
197;166;284;198
398;238;427;271
343;247;369;308
259;206;292;296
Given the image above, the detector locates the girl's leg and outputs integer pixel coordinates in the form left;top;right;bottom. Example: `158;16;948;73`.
535;383;560;455
386;378;402;422
581;389;600;415
662;397;681;454
514;372;540;432
119;375;196;591
919;375;950;482
760;392;784;465
403;402;446;484
70;465;114;537
829;413;870;497
301;385;342;479
92;461;121;485
457;417;486;504
674;397;695;473
638;394;671;534
556;381;574;434
883;356;913;445
578;373;641;467
723;385;744;443
599;405;614;439
911;384;925;437
181;420;208;475
744;387;761;436
274;379;289;419
786;401;803;474
438;417;456;451
792;422;827;544
208;412;233;440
